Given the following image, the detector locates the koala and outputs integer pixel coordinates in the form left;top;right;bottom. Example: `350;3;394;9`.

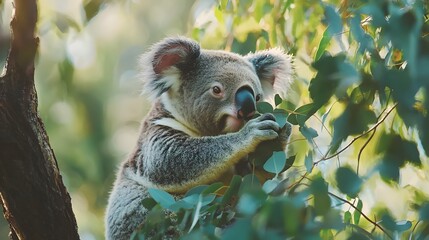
105;37;293;240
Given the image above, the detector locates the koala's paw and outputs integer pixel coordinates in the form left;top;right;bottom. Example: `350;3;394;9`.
241;113;280;145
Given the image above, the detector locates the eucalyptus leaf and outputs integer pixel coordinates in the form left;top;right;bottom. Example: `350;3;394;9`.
299;125;319;141
354;199;363;225
274;94;282;106
287;103;317;126
331;103;376;151
315;28;331;61
335;167;363;198
263;151;286;174
305;151;313;173
148;188;176;209
257;101;274;113
323;5;343;36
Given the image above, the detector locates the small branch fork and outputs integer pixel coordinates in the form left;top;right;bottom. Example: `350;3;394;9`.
313;103;398;165
284;103;399;238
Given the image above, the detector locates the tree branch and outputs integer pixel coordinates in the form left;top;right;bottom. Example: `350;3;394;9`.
0;0;79;239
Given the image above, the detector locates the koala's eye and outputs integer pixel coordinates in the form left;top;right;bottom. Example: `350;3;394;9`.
211;85;224;97
213;86;221;94
256;94;262;102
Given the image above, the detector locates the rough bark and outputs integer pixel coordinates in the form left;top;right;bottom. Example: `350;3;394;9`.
0;0;79;239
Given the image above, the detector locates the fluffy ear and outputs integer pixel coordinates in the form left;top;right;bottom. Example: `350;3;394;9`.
140;37;200;99
245;49;294;99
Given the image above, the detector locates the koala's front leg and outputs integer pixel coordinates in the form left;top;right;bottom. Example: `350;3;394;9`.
142;114;279;193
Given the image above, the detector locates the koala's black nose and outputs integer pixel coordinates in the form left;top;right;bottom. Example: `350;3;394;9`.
235;87;256;120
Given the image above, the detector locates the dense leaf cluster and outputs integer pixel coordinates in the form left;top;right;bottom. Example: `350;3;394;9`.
135;0;429;239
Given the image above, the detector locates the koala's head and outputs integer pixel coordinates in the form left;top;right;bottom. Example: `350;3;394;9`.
140;37;293;136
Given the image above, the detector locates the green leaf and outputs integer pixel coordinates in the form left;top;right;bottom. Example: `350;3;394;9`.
359;2;387;27
262;179;280;194
239;174;261;195
320;229;334;240
282;155;296;173
142;198;157;210
237;190;267;215
377;133;421;183
322;209;344;230
323;5;343;37
321;103;335;131
189;195;203;232
387;6;422;76
395;220;412;232
263;151;286;174
221;175;242;206
311;177;331;216
287;103;317;126
354;199;363;225
281;198;301;234
378;160;400;183
148;188;176;208
202;182;223;195
344;211;352;224
349;78;377;105
182;193;215;207
257;101;274;113
349;15;375;53
380;212;397;231
299;125;319;141
169;199;193;212
309;54;341;108
310;54;360;110
273;109;288;128
331;103;377;151
184;185;208;197
315;28;332;61
274;94;282;106
335;167;363;198
223;219;253;240
84;0;102;22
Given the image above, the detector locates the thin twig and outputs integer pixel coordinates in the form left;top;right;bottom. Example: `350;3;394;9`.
314;103;398;165
356;95;393;174
287;172;309;191
328;193;393;239
356;128;376;176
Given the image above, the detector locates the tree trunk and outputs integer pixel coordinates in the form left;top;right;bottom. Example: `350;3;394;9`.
0;0;80;239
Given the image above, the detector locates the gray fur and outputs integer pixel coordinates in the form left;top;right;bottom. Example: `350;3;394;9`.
105;37;294;240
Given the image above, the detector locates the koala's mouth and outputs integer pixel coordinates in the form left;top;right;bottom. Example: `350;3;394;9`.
221;115;245;133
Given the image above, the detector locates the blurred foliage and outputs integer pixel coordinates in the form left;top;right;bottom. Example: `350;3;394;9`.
134;0;429;239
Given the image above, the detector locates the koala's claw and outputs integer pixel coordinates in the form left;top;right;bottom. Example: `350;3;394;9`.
257;113;276;122
278;122;292;143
